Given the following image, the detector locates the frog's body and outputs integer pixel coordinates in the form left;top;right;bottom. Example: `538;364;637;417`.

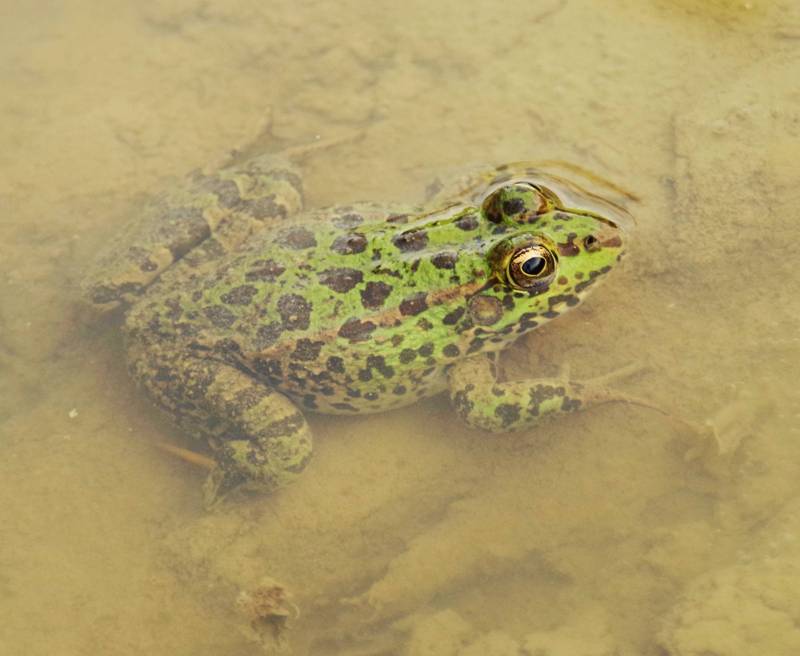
84;151;629;504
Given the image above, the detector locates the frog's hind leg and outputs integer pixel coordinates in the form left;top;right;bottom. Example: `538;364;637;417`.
128;346;312;506
207;105;362;171
82;153;305;311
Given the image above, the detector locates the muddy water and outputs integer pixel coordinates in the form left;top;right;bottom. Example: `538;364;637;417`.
2;1;799;654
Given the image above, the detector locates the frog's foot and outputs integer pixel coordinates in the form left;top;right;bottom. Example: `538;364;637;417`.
203;390;311;508
210;104;364;171
448;353;674;433
200;365;314;507
558;361;675;417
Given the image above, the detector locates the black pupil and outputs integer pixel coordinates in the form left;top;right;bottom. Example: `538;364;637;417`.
521;256;546;276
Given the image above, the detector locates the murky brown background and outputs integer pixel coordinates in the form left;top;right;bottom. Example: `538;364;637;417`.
2;1;799;654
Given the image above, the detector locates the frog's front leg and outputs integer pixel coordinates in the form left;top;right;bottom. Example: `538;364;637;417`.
448;353;641;432
131;351;312;506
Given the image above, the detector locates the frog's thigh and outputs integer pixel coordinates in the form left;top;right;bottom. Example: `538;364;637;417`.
448;354;585;432
145;355;312;503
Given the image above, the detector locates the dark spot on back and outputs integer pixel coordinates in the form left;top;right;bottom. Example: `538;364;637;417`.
360;281;393;309
455;214;479;231
203;305;236;329
338;318;376;342
278;226;317;250
326;356;345;374
88;281;144;305
196;174;241;208
277;294;312;330
467;337;486;354
443;307;465;325
318;267;364;293
245;259;286;282
495;403;521;428
419;343;434;357
518;312;539;331
442;344;460;358
392;230;428;252
292;338;324;361
255;322;283;349
331;232;368;255
399;348;417;364
366;354;395;378
156;205;211;260
253;356;282;381
548;293;580;308
431;251;457;269
240;194;288;220
220;284;258;306
399;292;428;316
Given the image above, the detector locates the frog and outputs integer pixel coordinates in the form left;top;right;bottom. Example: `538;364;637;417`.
82;146;632;506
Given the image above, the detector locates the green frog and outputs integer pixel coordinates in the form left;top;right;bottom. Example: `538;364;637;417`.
83;149;631;505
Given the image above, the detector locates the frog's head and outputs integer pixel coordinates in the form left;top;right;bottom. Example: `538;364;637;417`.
465;177;629;339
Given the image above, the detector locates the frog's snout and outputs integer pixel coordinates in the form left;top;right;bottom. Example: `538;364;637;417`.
597;223;625;249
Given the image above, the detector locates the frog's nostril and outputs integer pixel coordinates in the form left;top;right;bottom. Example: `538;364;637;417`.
583;235;600;252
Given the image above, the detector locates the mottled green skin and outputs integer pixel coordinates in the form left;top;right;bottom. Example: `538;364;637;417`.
83;154;627;504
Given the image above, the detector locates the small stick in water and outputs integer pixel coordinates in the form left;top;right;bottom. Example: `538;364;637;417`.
153;440;215;470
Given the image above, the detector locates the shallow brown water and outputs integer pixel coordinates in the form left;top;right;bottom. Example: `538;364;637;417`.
2;1;800;654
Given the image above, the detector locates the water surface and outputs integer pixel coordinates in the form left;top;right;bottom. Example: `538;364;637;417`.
2;1;799;654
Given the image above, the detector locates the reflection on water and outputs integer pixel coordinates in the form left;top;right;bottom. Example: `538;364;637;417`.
2;1;799;654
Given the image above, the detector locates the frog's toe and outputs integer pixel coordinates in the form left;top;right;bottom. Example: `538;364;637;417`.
203;467;247;509
579;361;650;386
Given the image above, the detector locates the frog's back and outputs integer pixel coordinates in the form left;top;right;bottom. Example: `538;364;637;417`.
124;200;493;415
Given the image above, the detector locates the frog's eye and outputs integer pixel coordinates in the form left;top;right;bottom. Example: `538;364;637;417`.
482;182;555;225
506;244;558;290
